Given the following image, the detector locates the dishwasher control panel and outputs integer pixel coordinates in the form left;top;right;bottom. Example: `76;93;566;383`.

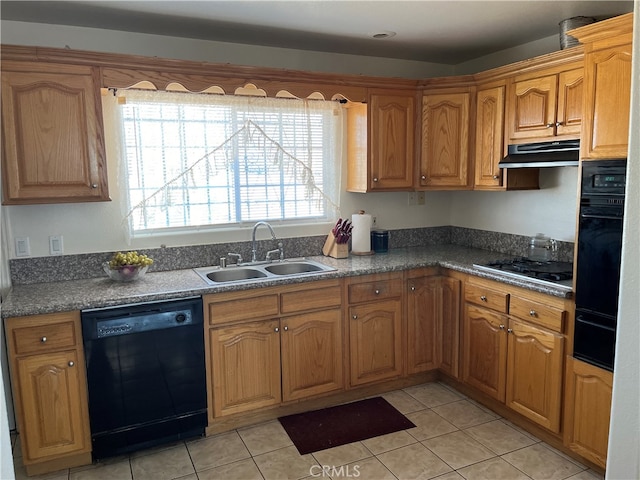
82;297;203;340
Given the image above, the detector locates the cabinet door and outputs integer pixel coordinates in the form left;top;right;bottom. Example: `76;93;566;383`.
349;299;402;386
15;350;90;461
506;318;564;432
211;320;281;416
420;92;470;188
556;68;583;137
564;357;612;469
581;44;632;159
1;62;108;204
406;276;438;374
508;74;557;141
462;305;508;401
438;276;461;378
281;309;344;402
474;85;505;188
369;90;415;190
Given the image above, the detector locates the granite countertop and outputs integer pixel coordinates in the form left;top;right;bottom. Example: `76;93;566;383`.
0;245;572;318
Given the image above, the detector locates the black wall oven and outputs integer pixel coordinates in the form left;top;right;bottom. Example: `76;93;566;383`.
574;159;626;371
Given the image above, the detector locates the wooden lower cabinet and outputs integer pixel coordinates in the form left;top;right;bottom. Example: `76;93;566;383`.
5;312;92;475
210;319;282;417
506;318;564;432
406;274;439;374
281;309;343;402
462;277;567;433
438;276;461;377
206;280;344;419
462;304;507;400
349;299;402;386
564;357;612;468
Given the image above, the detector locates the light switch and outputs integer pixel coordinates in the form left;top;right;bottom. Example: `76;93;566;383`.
49;235;64;255
15;237;30;257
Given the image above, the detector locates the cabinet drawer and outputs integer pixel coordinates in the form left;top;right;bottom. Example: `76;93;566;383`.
208;294;279;325
281;282;342;314
348;277;402;304
510;295;565;332
11;321;77;355
465;283;509;313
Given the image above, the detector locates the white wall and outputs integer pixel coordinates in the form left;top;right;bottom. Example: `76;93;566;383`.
606;2;639;478
449;168;579;242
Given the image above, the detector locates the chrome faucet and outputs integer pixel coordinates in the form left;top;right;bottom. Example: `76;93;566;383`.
251;221;283;262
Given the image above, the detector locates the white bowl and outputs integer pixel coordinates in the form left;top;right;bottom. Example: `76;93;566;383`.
103;263;148;282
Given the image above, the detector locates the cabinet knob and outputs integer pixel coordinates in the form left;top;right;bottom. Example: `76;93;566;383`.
546;123;555;128
374;289;380;295
529;309;537;317
499;324;505;330
421;175;426;180
507;328;513;333
410;285;415;291
91;184;98;189
492;175;500;180
40;336;47;343
373;177;379;182
555;122;563;127
283;326;289;331
274;327;280;332
480;295;487;302
68;361;75;367
352;315;358;320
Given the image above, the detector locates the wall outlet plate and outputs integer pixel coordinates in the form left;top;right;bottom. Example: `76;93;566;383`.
49;235;64;255
15;237;30;257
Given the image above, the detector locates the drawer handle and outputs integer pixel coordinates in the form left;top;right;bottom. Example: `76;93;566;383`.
507;328;513;334
274;327;280;333
499;324;505;330
480;295;487;302
91;184;98;189
352;315;358;320
375;289;380;295
529;309;537;317
283;326;289;332
68;361;75;367
41;336;47;343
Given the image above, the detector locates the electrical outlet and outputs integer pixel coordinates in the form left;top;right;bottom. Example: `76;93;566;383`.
416;191;426;205
49;235;64;255
408;192;417;205
372;216;377;227
15;237;30;257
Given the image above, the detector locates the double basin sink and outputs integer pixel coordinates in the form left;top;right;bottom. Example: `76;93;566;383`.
194;258;336;285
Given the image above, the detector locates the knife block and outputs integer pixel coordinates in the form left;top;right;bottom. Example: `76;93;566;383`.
322;231;349;259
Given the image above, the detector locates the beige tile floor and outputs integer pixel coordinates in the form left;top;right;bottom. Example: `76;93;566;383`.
11;382;605;480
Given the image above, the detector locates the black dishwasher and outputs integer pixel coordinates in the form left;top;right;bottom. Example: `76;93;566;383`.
81;296;206;459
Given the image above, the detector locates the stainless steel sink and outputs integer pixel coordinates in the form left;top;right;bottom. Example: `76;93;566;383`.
265;262;324;275
205;268;267;283
194;258;336;285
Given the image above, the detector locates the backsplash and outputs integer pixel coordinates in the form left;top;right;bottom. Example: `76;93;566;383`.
8;226;573;285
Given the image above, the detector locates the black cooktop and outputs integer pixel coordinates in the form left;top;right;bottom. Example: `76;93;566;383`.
473;257;573;287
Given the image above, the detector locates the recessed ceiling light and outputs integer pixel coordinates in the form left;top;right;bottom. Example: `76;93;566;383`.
369;31;396;39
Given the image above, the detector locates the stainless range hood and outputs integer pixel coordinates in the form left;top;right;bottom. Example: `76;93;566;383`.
499;139;580;168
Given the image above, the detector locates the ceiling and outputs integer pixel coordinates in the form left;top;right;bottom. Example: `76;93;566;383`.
0;1;634;64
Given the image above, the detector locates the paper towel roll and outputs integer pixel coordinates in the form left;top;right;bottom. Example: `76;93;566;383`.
351;211;372;253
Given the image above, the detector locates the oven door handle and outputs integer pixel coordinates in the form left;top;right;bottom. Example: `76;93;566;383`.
580;213;623;221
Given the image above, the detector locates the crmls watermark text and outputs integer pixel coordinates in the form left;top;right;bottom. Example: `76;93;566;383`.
310;465;361;477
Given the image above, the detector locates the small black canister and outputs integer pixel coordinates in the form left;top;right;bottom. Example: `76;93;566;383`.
371;230;389;253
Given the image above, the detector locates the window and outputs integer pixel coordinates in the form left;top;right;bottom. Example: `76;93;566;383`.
113;89;343;235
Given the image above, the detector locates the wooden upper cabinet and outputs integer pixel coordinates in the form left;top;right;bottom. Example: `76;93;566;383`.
506;65;583;144
1;61;109;204
569;12;633;160
420;91;471;189
474;84;505;189
347;89;415;192
581;45;632;159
